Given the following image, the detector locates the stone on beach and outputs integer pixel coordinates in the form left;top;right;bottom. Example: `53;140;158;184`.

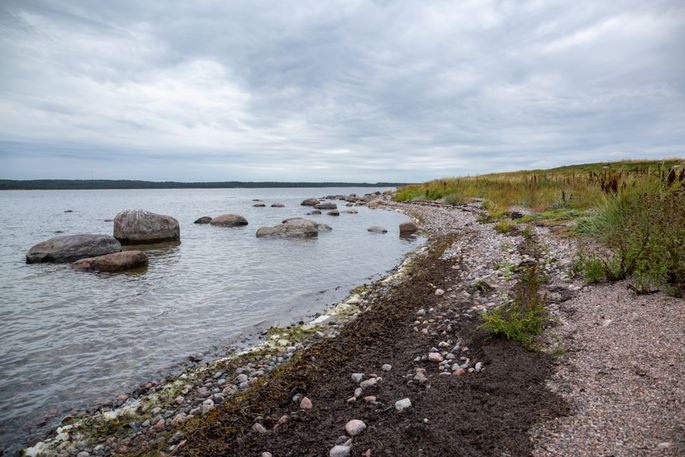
26;234;122;264
329;444;351;457
428;352;444;362
113;209;180;244
395;398;411;411
344;419;366;436
300;396;313;409
72;250;148;273
210;214;248;227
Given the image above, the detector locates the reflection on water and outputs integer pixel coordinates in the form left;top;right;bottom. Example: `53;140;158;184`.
0;187;422;453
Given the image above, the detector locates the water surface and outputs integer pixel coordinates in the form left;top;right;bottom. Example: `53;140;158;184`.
0;187;421;453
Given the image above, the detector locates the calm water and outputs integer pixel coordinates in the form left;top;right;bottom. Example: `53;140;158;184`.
0;188;421;453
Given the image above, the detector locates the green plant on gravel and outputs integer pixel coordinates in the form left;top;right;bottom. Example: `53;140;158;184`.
481;263;548;349
494;220;515;234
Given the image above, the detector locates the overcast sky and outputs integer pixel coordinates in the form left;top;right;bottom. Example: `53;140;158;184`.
1;1;683;182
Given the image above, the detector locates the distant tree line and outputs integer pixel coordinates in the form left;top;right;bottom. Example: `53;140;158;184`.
0;179;408;190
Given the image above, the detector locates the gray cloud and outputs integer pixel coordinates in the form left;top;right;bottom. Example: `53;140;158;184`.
1;0;683;181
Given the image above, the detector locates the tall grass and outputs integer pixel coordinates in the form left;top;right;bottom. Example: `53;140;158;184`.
575;176;685;296
395;159;684;212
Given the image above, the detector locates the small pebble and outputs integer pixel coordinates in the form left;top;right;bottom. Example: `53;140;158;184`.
395;398;411;411
381;364;392;371
351;373;364;384
329;444;351;457
300;396;313;410
344;419;367;436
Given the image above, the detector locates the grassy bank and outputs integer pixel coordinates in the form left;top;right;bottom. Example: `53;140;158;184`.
396;159;685;298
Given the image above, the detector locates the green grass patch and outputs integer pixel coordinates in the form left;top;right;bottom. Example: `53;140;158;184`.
481;263;548;349
494;220;516;234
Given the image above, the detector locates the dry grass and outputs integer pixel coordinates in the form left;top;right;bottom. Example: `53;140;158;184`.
395;159;685;213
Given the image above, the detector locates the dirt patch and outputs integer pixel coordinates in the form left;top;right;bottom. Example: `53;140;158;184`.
171;234;566;457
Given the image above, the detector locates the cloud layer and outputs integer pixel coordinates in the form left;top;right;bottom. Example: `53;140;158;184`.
1;0;684;181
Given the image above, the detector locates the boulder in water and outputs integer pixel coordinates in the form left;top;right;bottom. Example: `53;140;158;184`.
210;214;248;227
257;218;330;238
26;234;121;264
399;221;419;235
113;209;180;245
314;202;337;210
327;210;340;216
367;226;388;233
301;198;320;206
194;216;212;224
72;250;148;272
271;203;285;208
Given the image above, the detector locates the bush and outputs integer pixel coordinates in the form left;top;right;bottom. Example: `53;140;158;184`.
577;181;685;296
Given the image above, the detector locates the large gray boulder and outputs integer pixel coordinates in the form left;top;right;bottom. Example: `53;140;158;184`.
301;198;320;207
72;250;148;272
113;209;180;244
26;234;121;264
256;218;330;238
399;221;420;236
210;214;248;227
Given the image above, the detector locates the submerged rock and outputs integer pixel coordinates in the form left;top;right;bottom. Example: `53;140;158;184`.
210;214;248;227
72;251;148;273
256;218;330;238
26;234;121;264
271;203;285;208
113;209;180;244
194;216;212;224
327;210;340;216
367;226;388;233
253;202;266;207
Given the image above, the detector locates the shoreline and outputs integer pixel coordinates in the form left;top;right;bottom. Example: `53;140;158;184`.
19;199;685;456
20;203;427;457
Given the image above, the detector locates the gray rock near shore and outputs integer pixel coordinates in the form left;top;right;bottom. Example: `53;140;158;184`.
301;198;320;206
271;203;285;208
210;214;248;227
72;250;148;273
113;209;180;244
367;226;388;233
367;199;384;209
327;210;340;216
314;202;337;210
307;210;322;215
26;234;122;264
253;202;266;207
194;216;212;224
256;218;330;238
399;221;419;236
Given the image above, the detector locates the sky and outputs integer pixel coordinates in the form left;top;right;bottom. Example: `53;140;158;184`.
0;0;684;182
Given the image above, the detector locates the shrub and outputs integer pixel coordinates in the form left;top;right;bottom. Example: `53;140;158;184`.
443;192;463;205
573;178;685;296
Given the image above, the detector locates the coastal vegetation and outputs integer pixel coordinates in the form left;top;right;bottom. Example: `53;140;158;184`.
395;159;685;298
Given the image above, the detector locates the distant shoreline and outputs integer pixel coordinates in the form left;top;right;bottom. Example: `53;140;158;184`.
0;180;408;191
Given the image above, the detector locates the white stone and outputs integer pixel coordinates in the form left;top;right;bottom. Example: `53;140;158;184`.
395;398;412;412
345;419;367;436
